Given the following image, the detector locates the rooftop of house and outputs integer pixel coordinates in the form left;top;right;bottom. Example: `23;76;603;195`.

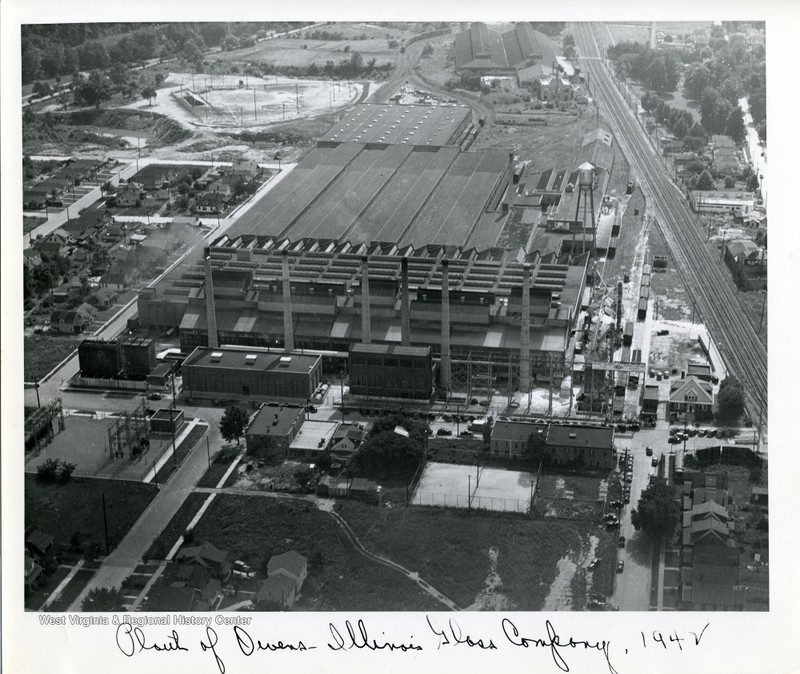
267;550;307;578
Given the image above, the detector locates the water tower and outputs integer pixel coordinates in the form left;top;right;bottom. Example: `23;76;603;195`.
574;161;597;257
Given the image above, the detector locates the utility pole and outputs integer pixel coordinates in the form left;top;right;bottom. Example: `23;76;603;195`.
33;377;41;408
206;435;211;469
101;492;110;555
253;89;257;120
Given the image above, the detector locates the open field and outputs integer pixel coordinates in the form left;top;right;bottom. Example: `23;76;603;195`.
189;495;444;611
602;23;652;47
25;474;157;554
46;568;96;612
24;334;81;381
339;499;617;609
211;23;415;69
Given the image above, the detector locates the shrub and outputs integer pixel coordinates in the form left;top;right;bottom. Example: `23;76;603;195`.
37;458;62;483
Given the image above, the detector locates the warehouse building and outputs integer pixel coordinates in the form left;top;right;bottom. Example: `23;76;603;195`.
288;420;339;461
181;346;322;404
691;191;756;217
454;22;558;76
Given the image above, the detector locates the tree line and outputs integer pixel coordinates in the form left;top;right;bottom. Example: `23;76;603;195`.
21;22;310;84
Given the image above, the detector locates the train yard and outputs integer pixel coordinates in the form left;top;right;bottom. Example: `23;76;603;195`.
574;23;768;425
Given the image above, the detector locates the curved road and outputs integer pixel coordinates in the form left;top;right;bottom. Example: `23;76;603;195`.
573;23;767;421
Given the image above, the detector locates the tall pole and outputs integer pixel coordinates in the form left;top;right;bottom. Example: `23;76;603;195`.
101;492;110;555
253;89;257;120
33;377;41;408
206;435;211;469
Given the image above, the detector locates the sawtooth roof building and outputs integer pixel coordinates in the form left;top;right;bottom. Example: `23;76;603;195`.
454;22;558;75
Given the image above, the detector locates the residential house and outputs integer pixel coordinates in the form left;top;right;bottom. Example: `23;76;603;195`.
25;554;44;594
116;182;145;208
24;189;50;209
25;526;54;561
89;287;118;309
175;542;232;580
144;584;213;611
287;420;338;461
668;376;714;422
538;75;573;102
23;248;43;268
50;304;97;334
100;267;129;292
723;239;767;290
267;550;308;591
255;575;297;609
329;423;365;465
161;562;221;606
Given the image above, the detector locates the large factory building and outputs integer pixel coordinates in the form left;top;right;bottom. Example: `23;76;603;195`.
137;102;592;396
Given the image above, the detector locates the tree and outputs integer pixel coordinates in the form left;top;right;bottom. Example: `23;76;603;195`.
482;416;494;452
82;587;125;612
631;481;680;539
723;175;736;189
725;108;746;144
60;461;77;483
36;458;62;483
219;402;250;445
697;169;714;191
354;414;427;475
525;430;547;468
747;173;761;192
141;86;157;106
74;70;111;109
717;377;745;423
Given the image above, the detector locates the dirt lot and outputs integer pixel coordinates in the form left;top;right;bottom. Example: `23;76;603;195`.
473;113;589;170
414;34;456;88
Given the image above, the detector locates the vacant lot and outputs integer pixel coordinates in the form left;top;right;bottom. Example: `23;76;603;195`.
189;495;443;611
473;113;588;172
339;499;615;610
26;475;157;554
24;334;81;381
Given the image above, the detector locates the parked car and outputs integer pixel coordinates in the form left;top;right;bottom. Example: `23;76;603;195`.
307;404;318;413
436;428;452;436
618;536;626;548
617;561;625;573
651;456;659;467
645;446;653;456
588;558;600;570
459;430;474;438
148;393;162;400
587;599;606;610
469;398;479;406
509;401;520;409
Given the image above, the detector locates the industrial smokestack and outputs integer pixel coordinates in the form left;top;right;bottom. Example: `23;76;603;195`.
361;255;371;344
519;263;531;393
204;251;219;349
508;151;515;193
281;250;294;352
440;258;451;392
401;256;411;346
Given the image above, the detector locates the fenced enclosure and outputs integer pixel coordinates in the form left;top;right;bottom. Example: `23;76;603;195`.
410;461;536;514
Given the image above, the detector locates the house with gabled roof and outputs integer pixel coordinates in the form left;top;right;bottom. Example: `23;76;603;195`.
175;541;232;580
255;575;297;609
267;550;307;590
668;376;714;422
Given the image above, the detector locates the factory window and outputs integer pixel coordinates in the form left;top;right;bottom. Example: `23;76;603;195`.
385;358;399;367
400;359;413;369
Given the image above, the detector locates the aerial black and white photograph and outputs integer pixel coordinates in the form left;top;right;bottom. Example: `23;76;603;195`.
11;17;773;619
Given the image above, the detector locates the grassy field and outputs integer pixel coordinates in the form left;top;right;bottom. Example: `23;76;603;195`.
211;23;414;69
189;495;444;611
414;34;456;88
25;564;71;610
196;450;239;489
23;215;46;234
26;475;158;554
24;334;81;381
338;499;615;610
144;492;209;561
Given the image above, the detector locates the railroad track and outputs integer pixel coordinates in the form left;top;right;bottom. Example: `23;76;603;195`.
573;23;767;421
